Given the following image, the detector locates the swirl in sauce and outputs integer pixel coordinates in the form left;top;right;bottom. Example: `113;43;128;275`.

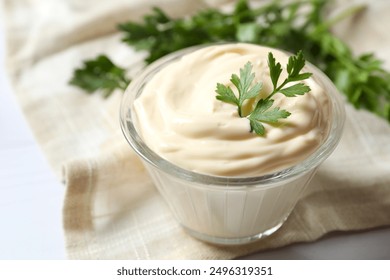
133;43;330;177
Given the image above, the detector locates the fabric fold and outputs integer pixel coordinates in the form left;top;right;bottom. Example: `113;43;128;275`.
3;0;210;77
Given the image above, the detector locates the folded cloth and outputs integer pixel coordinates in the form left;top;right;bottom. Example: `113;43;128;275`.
2;0;390;259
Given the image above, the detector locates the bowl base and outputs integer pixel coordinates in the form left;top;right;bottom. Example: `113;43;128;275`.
182;217;287;246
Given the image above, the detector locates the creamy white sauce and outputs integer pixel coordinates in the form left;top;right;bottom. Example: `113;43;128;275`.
133;43;330;177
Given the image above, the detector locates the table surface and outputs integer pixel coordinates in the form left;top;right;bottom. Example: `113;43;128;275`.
1;27;389;260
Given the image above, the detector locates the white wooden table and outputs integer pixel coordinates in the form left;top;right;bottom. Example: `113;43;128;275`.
1;26;389;260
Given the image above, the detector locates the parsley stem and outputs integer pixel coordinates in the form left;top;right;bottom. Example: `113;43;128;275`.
238;106;243;117
266;80;289;101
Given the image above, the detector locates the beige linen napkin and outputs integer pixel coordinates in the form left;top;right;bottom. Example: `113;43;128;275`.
2;0;390;259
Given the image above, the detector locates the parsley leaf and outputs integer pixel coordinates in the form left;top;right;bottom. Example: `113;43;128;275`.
268;52;282;89
248;99;291;136
279;83;311;97
286;50;306;78
215;83;238;106
215;51;311;136
69;55;130;98
216;62;262;117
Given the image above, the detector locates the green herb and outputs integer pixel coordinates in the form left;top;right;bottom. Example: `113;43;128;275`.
267;51;312;99
69;0;390;123
216;51;312;136
69;55;130;98
248;99;290;136
216;62;262;117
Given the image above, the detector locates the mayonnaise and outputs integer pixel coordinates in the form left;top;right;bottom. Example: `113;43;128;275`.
133;43;330;177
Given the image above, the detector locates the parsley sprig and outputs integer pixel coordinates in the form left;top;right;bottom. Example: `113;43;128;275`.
216;51;312;136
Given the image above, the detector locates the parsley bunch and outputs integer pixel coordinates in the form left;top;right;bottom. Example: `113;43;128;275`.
216;51;312;136
70;0;390;122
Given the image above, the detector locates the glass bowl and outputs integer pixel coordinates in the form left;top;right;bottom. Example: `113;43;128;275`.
120;44;345;245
